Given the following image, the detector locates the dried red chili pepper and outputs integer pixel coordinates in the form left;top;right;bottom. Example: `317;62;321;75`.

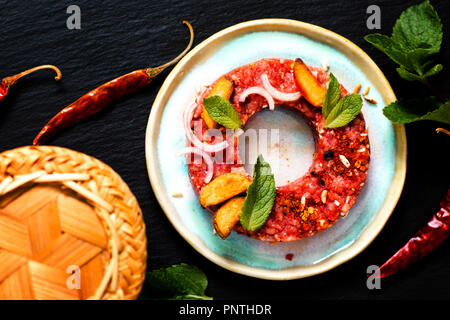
33;21;194;145
0;65;62;102
376;189;450;278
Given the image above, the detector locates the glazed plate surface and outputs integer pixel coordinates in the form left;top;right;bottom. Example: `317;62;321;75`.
146;19;406;279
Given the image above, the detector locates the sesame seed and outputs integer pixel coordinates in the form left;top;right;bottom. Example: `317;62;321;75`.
339;155;351;168
362;86;370;96
358;147;366;152
321;190;328;203
334;200;340;206
172;192;184;198
363;95;377;104
301;194;307;206
322;58;329;72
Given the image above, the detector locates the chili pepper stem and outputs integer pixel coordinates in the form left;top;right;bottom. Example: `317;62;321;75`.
436;127;450;136
145;21;194;79
2;65;62;87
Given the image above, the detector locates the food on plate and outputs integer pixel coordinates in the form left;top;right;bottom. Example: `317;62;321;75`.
33;21;194;145
293;58;326;107
0;65;61;103
201;76;234;129
214;196;246;239
199;173;251;207
181;58;370;241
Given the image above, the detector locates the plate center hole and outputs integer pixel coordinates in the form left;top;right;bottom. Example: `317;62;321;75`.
238;107;315;186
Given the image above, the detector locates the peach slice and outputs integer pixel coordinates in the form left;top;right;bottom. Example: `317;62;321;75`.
199;173;250;208
201;76;234;129
293;58;326;107
213;196;245;239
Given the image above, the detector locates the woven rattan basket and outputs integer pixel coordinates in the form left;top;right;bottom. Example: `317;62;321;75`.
0;146;147;300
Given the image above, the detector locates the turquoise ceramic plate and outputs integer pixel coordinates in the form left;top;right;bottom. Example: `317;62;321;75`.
146;19;406;279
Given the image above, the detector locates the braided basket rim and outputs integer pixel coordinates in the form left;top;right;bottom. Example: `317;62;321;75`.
0;145;147;300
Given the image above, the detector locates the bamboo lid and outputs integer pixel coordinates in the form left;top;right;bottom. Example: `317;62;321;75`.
0;146;147;300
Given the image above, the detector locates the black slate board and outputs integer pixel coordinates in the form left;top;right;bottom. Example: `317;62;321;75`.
0;0;449;300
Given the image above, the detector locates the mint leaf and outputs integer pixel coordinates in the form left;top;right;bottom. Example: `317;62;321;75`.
203;95;242;129
325;94;363;128
240;155;276;231
365;1;443;82
396;67;424;82
364;34;415;70
392;0;442;54
423;64;443;78
141;264;212;300
322;73;341;118
383;98;450;124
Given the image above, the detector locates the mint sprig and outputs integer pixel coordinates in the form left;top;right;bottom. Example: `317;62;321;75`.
321;72;363;128
203;95;242;129
240;155;276;231
140;264;212;300
322;73;341;118
325;93;363;128
383;99;450;124
365;1;449;125
365;1;443;83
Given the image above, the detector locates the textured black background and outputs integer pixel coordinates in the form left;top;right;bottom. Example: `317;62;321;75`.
0;0;449;300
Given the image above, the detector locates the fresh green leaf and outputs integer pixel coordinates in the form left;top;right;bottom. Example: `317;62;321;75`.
203;95;242;129
364;34;416;70
325;94;363;128
365;1;443;81
141;264;212;300
322;73;341;118
383;98;450;124
240;155;276;231
392;0;442;54
396;67;424;82
423;64;443;78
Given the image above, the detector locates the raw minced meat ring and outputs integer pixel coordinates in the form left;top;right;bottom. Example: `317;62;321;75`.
184;58;370;242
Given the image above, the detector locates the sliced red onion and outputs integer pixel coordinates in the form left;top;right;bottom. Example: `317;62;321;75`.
177;147;214;183
183;101;229;153
239;86;275;110
261;73;301;102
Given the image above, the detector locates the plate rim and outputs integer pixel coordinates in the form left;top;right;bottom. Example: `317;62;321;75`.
145;18;407;280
